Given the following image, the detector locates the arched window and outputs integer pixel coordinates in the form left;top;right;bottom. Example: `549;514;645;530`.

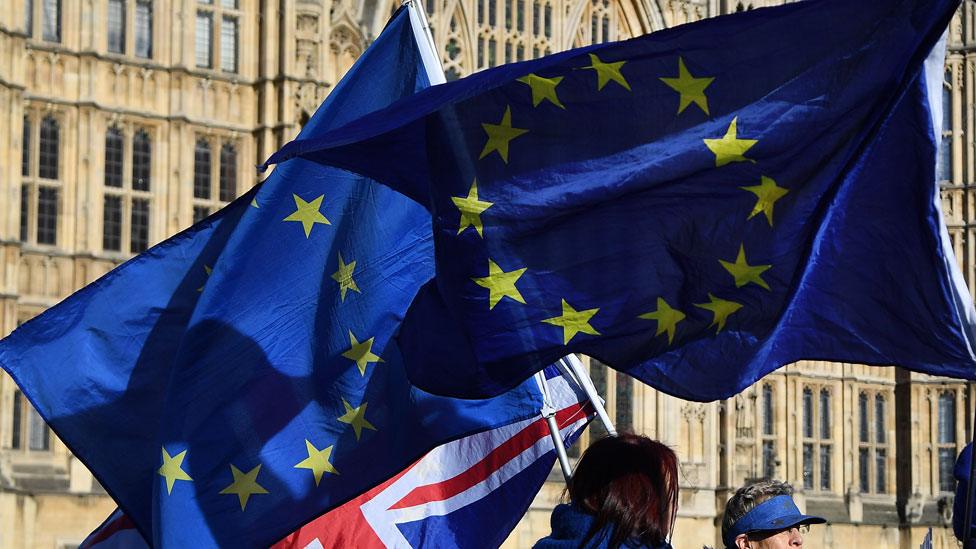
858;392;869;492
544;3;552;37
818;389;832;490
874;394;886;493
802;387;813;438
135;0;153;59
938;391;957;492
819;388;830;439
801;386;813;488
132;129;151;191
42;0;61;42
39;116;59;180
532;0;540;34
219;143;237;201
22;117;31;177
21;111;63;246
108;0;126;53
762;384;774;436
105;127;124;189
761;383;776;479
194;139;212;200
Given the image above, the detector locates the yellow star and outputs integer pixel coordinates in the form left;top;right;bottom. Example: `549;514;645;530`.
479;106;529;163
719;244;772;290
516;73;565;109
294;440;339;486
741;176;789;226
338;398;378;441
452;180;494;237
703;117;757;167
659;57;714;115
219;464;269;511
196;264;212;293
638;297;686;344
472;259;527;310
331;253;361;302
250;198;259;208
342;330;383;375
158;447;193;495
694;293;743;333
581;53;631;91
542;299;601;344
283;194;331;238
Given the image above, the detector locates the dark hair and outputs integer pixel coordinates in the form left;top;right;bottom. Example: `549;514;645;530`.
568;433;678;548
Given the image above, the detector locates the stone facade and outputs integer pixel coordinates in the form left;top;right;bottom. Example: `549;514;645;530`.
0;0;973;547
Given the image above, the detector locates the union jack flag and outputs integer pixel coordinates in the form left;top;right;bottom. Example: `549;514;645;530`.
82;372;592;548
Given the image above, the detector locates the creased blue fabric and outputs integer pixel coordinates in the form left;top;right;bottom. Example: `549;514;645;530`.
533;503;673;549
262;0;974;401
0;9;545;546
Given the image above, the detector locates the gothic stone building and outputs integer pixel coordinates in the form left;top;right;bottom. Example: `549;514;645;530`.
0;0;972;547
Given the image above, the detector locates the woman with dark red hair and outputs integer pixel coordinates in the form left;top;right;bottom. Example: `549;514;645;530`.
534;433;678;549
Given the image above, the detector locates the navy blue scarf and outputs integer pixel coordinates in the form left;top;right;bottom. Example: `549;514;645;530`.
533;503;673;549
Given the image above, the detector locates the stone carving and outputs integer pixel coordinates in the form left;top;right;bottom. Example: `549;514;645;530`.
295;82;324;124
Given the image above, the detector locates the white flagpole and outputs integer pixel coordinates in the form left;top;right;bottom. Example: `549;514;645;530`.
559;354;617;436
534;372;574;482
403;1;617;481
405;0;447;85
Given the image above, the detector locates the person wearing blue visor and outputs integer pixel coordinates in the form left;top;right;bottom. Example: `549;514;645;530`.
721;480;826;548
953;442;976;548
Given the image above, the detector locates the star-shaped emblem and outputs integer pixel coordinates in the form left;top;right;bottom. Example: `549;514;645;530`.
472;259;527;309
338;398;378;440
741;176;789;226
638;297;686;344
581;53;631;91
703;117;757;167
516;73;565;109
294;440;339;486
659;57;714;115
479;106;529;163
342;330;384;375
694;293;743;333
542;299;601;344
452;180;494;237
283;194;331;238
719;244;772;290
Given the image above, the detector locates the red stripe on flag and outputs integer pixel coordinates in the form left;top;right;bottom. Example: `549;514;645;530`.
389;402;587;510
270;461;419;549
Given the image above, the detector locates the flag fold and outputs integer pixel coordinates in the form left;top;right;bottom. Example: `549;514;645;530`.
263;0;975;401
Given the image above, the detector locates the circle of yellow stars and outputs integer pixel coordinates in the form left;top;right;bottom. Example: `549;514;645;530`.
461;52;791;350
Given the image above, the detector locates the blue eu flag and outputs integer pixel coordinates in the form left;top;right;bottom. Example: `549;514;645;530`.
264;0;976;400
0;9;543;546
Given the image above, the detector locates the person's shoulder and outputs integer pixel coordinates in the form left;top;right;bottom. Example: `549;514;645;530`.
533;503;597;549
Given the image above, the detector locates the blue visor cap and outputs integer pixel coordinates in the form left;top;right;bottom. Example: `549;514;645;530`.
724;495;826;548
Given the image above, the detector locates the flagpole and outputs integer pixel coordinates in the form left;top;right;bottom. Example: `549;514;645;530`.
558;354;617;437
534;372;574;482
404;0;616;477
405;0;446;85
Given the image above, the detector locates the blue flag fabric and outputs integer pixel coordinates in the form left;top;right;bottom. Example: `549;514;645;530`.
264;0;976;400
0;9;545;546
